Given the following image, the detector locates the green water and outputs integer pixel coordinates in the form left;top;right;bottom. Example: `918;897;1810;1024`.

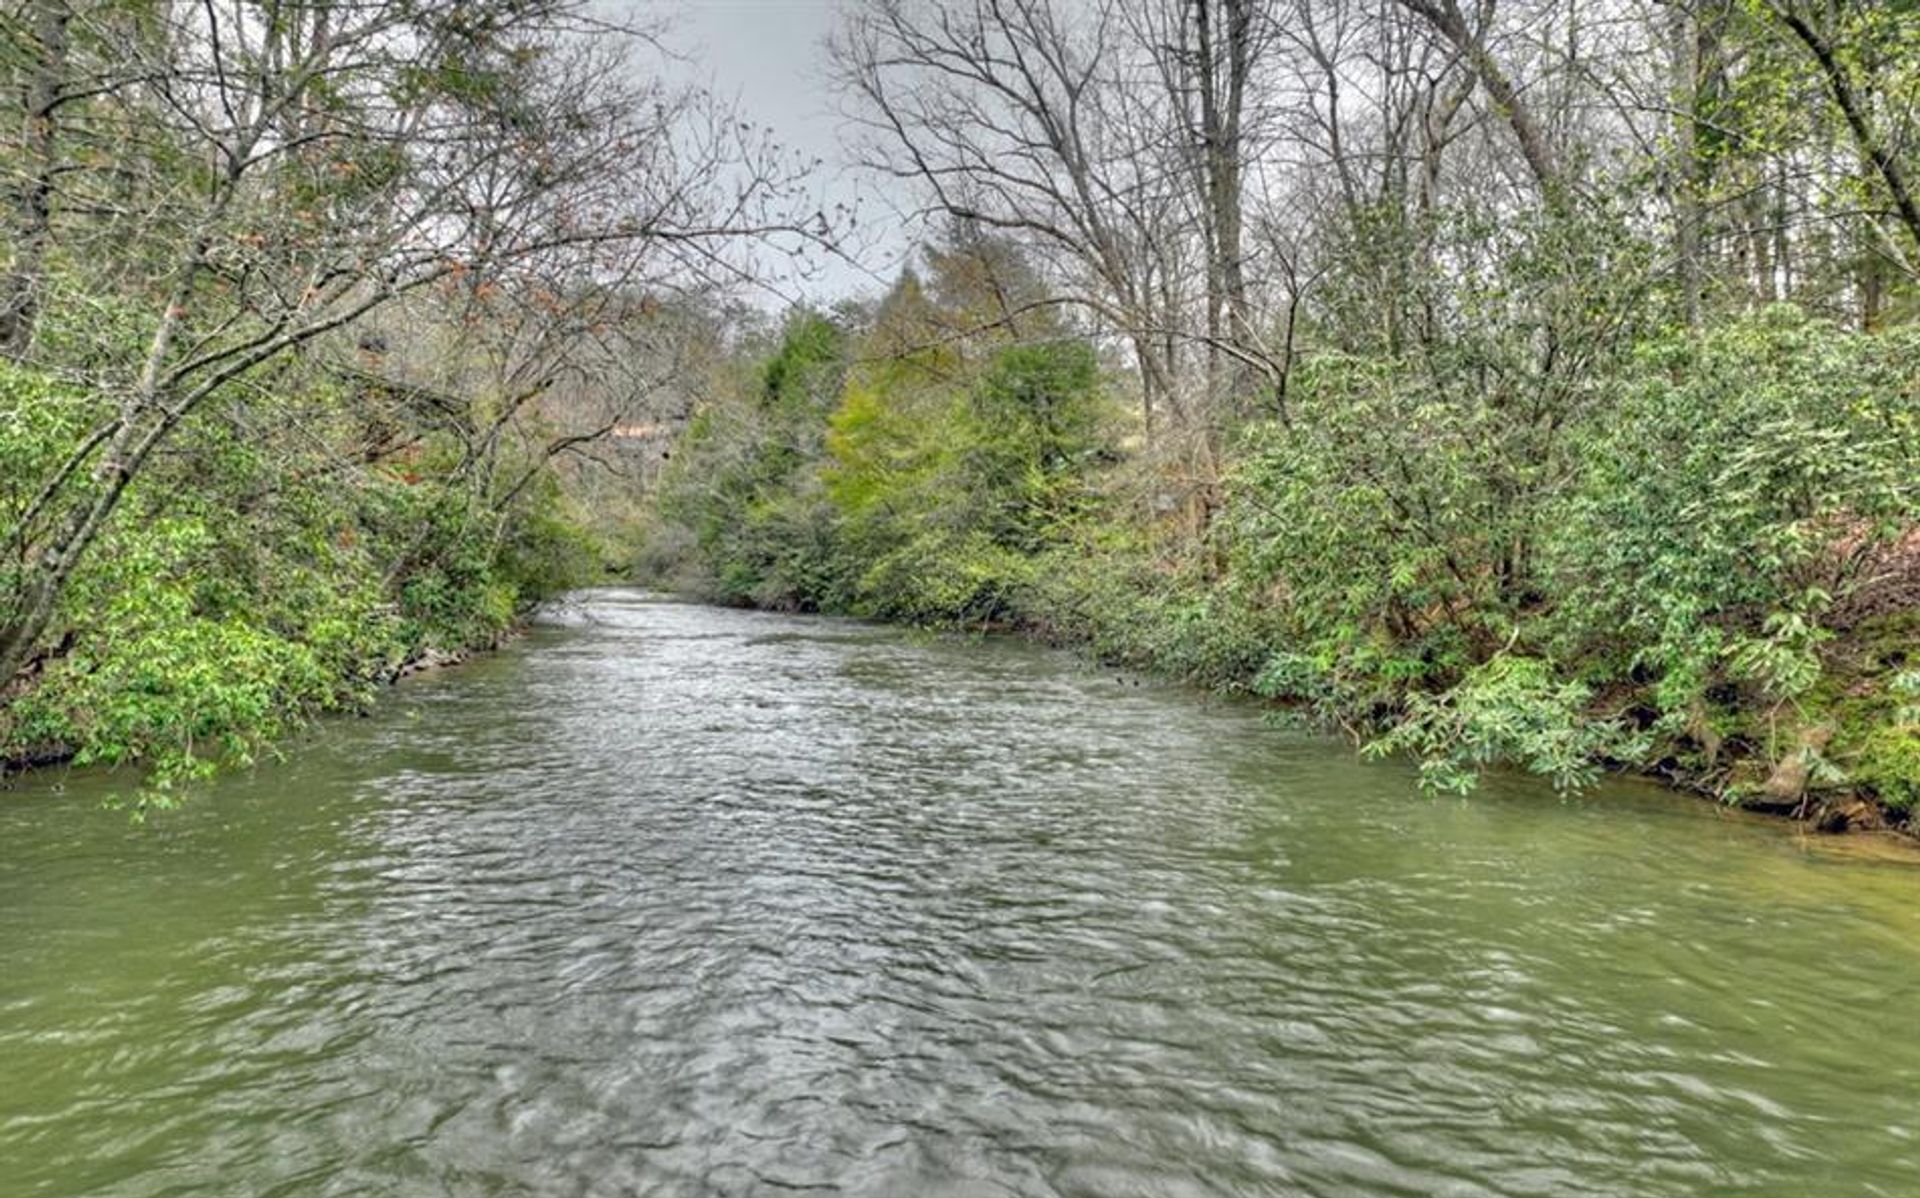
2;590;1917;1196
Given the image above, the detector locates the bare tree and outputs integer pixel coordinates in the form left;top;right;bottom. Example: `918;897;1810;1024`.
1765;0;1920;261
836;0;1312;531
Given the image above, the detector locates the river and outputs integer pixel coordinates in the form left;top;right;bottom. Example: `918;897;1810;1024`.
2;589;1917;1196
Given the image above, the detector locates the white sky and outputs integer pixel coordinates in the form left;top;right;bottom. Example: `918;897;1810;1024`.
634;0;913;305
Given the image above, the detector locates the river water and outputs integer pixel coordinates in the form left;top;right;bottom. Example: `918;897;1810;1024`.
2;590;1917;1197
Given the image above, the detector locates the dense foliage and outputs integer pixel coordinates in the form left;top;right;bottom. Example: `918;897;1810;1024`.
0;354;597;802
792;0;1920;825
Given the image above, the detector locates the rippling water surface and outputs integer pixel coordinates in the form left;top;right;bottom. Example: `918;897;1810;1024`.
3;590;1919;1196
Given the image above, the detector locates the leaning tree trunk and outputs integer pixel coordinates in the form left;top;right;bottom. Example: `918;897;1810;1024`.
1775;6;1920;262
1394;0;1562;196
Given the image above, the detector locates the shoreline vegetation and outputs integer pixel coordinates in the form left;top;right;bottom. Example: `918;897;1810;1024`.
2;626;513;787
634;289;1920;843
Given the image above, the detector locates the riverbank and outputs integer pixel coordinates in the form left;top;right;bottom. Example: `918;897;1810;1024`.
0;624;527;795
636;305;1920;842
650;580;1919;845
1;322;609;802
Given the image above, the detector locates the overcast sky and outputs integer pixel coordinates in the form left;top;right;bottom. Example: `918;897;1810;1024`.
635;0;913;305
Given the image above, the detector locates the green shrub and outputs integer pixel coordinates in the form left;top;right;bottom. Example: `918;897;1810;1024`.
1362;656;1644;795
2;357;601;801
1545;308;1920;722
1853;725;1920;811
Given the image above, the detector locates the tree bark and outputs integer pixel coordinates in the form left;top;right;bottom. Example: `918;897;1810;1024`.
1775;5;1920;260
1393;0;1561;195
1667;0;1703;325
1193;0;1256;414
0;0;72;359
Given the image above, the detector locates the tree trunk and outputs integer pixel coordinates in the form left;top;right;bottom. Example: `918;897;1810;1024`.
0;0;72;359
0;407;165;686
1668;1;1703;325
1193;0;1255;417
1394;0;1561;196
1775;6;1920;261
0;220;207;685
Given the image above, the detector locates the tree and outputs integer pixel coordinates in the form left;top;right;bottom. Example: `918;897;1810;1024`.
1762;0;1920;264
0;0;70;356
0;1;825;686
1391;0;1564;195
